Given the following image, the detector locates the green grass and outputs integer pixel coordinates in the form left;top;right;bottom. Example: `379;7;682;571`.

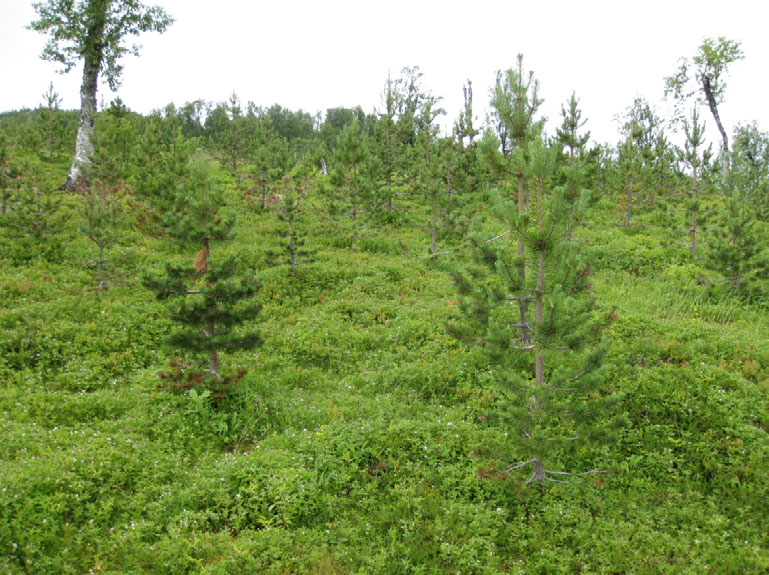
1;173;768;574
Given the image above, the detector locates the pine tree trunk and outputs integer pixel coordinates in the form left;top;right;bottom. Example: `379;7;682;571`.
532;176;547;484
261;175;267;210
516;170;529;346
97;243;104;274
531;457;546;483
535;248;545;387
386;128;394;214
625;178;632;228
48;107;55;162
289;219;296;274
690;166;697;258
431;191;438;257
351;205;358;241
446;166;453;206
198;235;219;377
209;332;219;376
351;164;359;241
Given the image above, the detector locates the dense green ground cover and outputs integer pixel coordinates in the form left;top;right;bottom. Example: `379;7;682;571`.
1;162;768;574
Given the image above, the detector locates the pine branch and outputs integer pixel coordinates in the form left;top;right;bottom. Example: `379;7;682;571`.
547;469;606;476
522;431;580;442
486;229;511;243
506;459;536;472
547;366;592;389
511;343;536;350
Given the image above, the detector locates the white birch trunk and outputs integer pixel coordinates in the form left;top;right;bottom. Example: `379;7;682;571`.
66;58;99;190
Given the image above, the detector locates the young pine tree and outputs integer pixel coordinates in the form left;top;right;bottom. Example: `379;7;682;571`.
436;134;472;243
245;115;278;210
78;109;134;283
732;123;769;218
415;97;444;257
556;92;590;167
454;79;479;149
246;131;294;212
272;177;310;274
40;82;63;162
450;133;613;484
614;98;663;227
373;73;401;215
451;80;483;198
705;177;768;299
330;120;371;243
555;92;591;231
143;157;261;392
0;135;21;218
679;107;711;258
217;92;252;181
132;114;192;236
616;129;651;228
2;160;65;245
488;54;544;348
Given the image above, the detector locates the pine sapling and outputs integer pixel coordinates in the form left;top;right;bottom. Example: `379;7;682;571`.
679;107;712;258
449;133;615;484
3;159;65;244
273;177;308;274
143;156;262;395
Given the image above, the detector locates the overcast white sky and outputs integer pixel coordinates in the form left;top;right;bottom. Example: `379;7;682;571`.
1;0;767;146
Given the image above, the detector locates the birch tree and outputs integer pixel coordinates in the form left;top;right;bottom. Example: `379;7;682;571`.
30;0;172;189
665;37;743;175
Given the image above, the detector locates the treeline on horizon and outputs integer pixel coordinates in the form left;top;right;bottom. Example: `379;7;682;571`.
2;60;768;298
2;58;767;185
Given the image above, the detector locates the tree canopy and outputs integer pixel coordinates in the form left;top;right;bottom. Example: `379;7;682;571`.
30;0;173;91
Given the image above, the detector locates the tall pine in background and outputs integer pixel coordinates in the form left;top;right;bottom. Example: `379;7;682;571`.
78;106;135;284
132;111;192;236
373;73;400;215
40;82;63;162
680;107;711;258
556;92;590;166
330;120;371;244
415;97;444;257
615;98;661;227
271;176;310;275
